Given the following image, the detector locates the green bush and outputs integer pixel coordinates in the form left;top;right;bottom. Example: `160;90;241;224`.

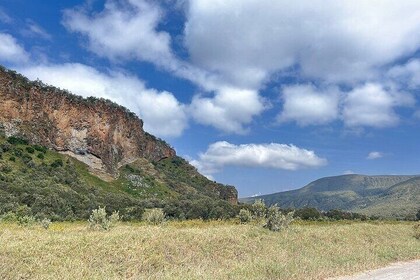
251;199;266;222
37;153;44;160
17;215;37;227
143;208;165;225
7;136;28;145
8;156;15;162
50;159;63;168
88;207;119;230
238;209;252;223
265;205;294;232
0;212;18;222
26;147;35;154
34;145;47;153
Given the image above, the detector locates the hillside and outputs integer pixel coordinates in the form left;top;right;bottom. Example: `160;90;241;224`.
243;174;420;219
0;66;237;220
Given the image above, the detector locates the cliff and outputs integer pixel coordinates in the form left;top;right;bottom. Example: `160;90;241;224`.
0;67;175;176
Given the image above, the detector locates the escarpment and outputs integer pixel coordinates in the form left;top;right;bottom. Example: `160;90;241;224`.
0;67;175;176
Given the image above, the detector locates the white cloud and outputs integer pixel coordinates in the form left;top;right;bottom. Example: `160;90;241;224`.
367;151;384;160
63;0;173;65
185;0;420;85
342;83;414;128
388;59;420;88
189;87;265;134
19;63;187;138
277;84;340;126
343;170;355;175
191;141;327;175
22;20;52;40
0;8;12;23
0;33;29;64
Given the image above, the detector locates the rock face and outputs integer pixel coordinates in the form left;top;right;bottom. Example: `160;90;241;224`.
0;67;175;176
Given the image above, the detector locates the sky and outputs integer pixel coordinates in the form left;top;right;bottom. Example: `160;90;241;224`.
1;0;420;198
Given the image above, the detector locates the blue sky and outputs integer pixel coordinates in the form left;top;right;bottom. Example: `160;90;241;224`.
1;0;420;197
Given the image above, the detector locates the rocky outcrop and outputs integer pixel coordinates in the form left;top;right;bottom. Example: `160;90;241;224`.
0;67;175;176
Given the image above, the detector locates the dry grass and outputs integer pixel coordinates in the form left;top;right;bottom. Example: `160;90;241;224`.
0;220;419;279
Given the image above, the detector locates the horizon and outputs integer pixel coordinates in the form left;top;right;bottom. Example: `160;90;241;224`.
1;0;420;197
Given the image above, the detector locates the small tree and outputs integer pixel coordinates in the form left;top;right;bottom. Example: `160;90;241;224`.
251;199;266;222
88;207;119;230
238;209;252;223
40;218;51;230
142;208;165;225
265;204;294;232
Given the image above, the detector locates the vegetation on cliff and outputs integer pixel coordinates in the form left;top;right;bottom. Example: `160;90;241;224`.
0;135;238;221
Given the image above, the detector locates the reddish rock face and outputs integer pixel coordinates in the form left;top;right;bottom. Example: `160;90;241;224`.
0;68;176;175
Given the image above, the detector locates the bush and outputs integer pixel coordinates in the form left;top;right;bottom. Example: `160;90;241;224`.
7;136;28;145
238;209;252;223
414;223;420;239
143;208;165;225
17;215;36;227
0;212;18;222
37;153;44;160
251;199;266;222
40;218;51;229
26;147;35;154
50;159;63;168
88;207;119;230
265;205;294;232
295;207;321;220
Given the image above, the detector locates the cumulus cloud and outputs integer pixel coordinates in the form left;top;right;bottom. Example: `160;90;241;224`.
63;0;173;66
189;88;265;134
342;83;414;127
388;59;420;88
185;0;420;85
19;63;187;137
0;33;29;64
277;84;340;126
366;151;384;160
191;141;327;176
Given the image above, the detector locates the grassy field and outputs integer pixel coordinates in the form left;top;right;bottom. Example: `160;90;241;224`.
0;221;419;280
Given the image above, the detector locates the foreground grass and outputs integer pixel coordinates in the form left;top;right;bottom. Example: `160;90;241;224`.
0;221;419;279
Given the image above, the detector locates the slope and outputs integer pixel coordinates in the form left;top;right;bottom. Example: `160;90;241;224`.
243;174;420;218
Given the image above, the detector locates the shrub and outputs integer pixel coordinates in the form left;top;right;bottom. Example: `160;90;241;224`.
238;209;252;223
416;209;420;221
414;223;420;239
265;205;294;232
37;153;44;160
26;147;35;154
34;145;47;153
251;199;266;222
0;212;18;222
40;218;51;229
295;207;321;220
143;208;165;225
7;136;28;145
50;159;63;168
8;156;15;162
88;207;119;230
17;215;37;227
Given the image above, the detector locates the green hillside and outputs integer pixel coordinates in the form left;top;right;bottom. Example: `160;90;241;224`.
0;135;238;221
242;174;420;219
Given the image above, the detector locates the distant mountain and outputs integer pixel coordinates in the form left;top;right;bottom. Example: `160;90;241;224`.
242;174;420;219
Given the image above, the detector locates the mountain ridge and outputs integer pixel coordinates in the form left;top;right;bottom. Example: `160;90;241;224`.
242;174;420;218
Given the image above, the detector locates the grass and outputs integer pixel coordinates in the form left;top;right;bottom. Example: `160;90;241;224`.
0;221;419;279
